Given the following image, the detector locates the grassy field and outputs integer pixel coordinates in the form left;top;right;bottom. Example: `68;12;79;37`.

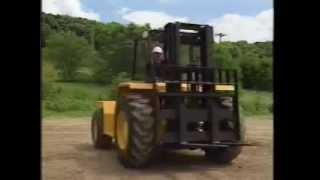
42;82;110;118
239;89;273;116
42;82;273;119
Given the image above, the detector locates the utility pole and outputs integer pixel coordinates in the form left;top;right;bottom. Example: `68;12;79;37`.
215;33;227;43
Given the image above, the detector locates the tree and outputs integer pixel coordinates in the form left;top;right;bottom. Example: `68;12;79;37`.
255;57;272;90
42;60;58;99
213;43;239;70
240;55;272;91
42;23;52;47
91;23;149;83
45;31;95;81
41;12;273;91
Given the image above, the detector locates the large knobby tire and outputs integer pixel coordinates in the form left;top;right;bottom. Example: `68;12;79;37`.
205;146;242;164
91;108;113;149
115;94;156;168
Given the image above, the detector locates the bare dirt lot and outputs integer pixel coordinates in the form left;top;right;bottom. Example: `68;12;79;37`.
42;116;273;180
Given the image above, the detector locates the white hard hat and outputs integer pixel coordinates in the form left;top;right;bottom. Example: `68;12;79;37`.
152;46;163;53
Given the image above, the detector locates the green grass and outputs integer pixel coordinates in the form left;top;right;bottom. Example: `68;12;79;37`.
42;82;111;118
245;115;273;121
239;89;273;117
42;82;273;119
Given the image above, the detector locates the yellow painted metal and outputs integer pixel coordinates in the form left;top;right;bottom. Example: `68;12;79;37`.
155;82;166;92
118;82;169;97
96;101;116;137
118;81;235;95
118;82;235;93
215;85;235;91
181;83;188;92
119;82;154;89
119;82;167;92
181;83;205;92
116;111;129;151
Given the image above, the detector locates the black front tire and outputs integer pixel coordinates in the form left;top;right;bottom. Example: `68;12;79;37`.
116;94;156;168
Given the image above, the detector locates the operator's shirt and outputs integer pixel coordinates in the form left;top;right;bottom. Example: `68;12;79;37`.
145;59;168;81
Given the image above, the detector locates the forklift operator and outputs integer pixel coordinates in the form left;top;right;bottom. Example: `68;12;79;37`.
146;46;167;81
151;46;166;64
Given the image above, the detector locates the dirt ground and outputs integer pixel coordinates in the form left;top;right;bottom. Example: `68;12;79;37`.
42;117;273;180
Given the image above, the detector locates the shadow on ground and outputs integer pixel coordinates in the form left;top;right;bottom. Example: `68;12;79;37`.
74;143;231;176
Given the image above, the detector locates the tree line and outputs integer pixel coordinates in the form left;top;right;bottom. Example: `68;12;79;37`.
42;12;272;99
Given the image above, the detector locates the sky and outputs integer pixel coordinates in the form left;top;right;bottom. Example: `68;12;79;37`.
42;0;273;43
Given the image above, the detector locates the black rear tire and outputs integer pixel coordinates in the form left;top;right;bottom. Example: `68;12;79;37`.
116;94;156;168
91;108;113;149
205;146;241;164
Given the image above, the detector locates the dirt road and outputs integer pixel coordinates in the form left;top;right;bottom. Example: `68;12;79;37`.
42;117;273;180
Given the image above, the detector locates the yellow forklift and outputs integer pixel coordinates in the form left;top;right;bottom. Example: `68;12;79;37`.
91;22;247;168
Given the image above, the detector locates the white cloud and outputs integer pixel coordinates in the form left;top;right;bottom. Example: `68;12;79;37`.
42;0;100;21
208;9;273;43
117;7;131;15
121;10;189;29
